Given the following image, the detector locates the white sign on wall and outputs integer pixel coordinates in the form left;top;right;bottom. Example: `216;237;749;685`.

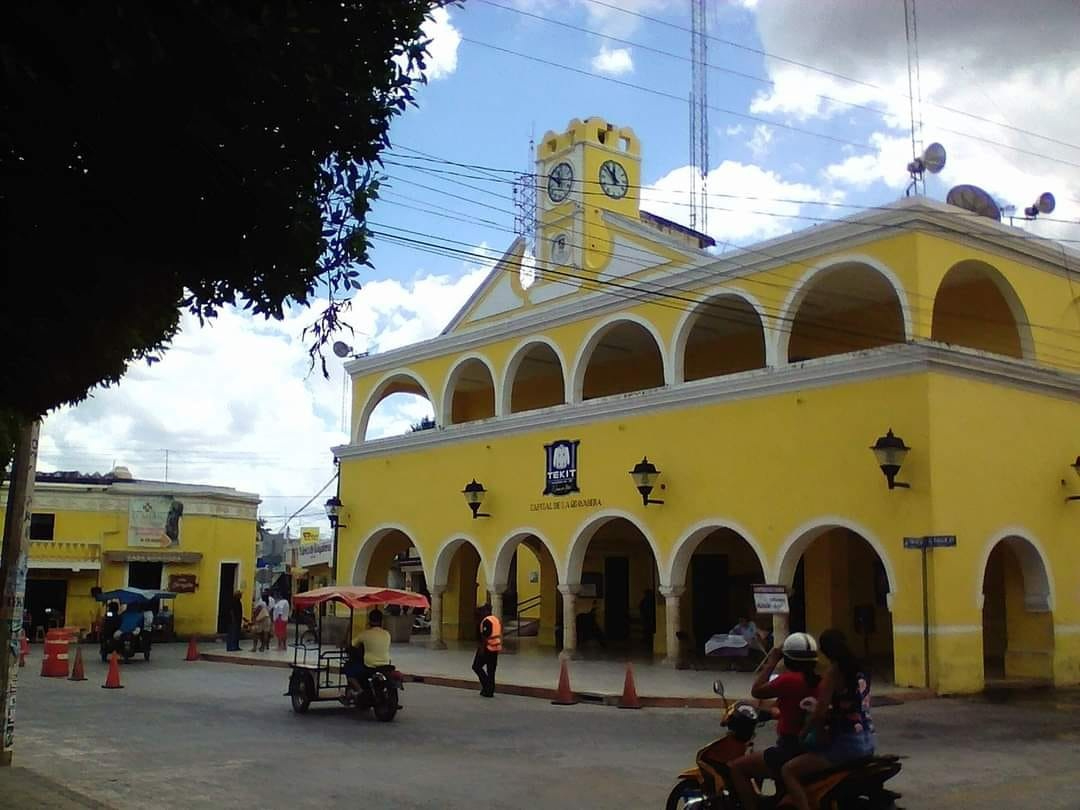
752;585;790;615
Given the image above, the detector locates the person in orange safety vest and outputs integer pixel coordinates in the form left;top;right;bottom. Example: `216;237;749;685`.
472;604;501;698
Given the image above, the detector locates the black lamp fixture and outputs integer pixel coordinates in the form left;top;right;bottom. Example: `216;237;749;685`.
462;479;491;519
1067;456;1080;502
630;457;665;506
324;495;346;529
870;429;910;490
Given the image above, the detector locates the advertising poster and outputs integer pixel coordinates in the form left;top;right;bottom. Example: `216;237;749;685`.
128;497;184;547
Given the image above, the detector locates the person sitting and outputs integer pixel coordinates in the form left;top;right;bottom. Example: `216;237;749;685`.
727;632;821;810
344;608;392;694
780;629;876;810
117;604;144;638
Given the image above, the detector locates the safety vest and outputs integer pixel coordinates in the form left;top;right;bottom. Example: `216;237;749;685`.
482;615;502;653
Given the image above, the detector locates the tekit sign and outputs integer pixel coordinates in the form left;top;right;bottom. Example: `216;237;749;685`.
543;439;580;496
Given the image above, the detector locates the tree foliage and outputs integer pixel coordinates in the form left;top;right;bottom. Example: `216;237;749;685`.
0;0;451;422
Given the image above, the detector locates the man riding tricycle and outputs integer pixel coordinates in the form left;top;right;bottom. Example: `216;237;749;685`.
284;585;429;722
95;586;177;662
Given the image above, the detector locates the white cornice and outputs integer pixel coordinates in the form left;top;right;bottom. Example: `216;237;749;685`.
333;342;1079;460
344;199;1080;379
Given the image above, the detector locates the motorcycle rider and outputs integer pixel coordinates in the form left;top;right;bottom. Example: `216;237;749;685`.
781;629;876;810
345;608;392;696
727;632;821;810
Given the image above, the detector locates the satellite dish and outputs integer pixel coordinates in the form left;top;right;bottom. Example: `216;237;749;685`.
1024;192;1056;218
946;184;1002;222
332;340;353;358
907;142;947;176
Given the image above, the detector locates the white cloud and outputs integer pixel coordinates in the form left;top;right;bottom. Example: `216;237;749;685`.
725;124;746;137
747;124;774;161
421;7;461;82
591;46;634;76
642;161;844;244
38;260;488;532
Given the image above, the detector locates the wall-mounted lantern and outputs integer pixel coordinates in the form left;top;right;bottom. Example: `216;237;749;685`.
629;457;665;506
324;495;346;529
1068;456;1080;502
870;429;910;490
462;479;491;519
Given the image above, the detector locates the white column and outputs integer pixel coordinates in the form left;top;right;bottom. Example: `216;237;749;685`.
490;588;505;626
660;586;685;667
558;584;581;659
429;585;447;650
772;610;790;648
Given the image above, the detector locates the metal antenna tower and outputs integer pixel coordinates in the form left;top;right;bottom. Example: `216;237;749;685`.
689;0;709;234
512;135;537;255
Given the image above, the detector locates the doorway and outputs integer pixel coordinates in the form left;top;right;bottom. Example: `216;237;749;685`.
25;579;67;635
691;554;729;650
217;562;238;634
604;556;630;641
128;561;163;590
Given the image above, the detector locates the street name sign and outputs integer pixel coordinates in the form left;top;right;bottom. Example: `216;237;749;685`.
903;535;957;550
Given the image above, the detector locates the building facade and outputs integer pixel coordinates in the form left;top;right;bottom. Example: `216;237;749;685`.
1;469;259;638
335;117;1080;694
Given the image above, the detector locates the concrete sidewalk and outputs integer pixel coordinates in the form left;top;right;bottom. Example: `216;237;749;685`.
0;765;112;809
197;638;933;707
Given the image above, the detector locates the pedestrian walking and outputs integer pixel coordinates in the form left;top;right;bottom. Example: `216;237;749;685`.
472;603;501;698
226;589;243;651
272;592;290;651
251;592;271;652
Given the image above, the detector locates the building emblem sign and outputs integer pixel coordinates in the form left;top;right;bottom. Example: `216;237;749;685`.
543;440;580;496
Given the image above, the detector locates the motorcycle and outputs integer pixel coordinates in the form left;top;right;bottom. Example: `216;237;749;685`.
342;659;404;723
665;680;902;810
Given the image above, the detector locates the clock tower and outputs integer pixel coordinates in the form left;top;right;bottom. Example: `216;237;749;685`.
535;117;642;278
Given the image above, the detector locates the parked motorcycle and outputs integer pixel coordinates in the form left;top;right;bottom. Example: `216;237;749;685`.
665;680;902;810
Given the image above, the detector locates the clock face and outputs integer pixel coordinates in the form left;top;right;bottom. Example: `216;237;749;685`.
547;162;574;203
599;160;629;199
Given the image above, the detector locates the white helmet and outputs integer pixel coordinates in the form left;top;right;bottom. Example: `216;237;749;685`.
782;632;819;662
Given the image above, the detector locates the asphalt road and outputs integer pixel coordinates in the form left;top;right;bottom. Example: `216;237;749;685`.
11;648;1080;809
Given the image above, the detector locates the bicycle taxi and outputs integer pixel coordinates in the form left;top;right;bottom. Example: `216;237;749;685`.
284;585;429;721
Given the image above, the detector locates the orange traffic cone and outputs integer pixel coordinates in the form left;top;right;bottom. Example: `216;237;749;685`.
617;661;641;709
68;645;87;681
101;651;123;689
185;636;200;661
18;633;28;668
551;657;578;706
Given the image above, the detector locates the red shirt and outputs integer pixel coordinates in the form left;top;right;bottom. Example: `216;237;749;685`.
768;672;817;736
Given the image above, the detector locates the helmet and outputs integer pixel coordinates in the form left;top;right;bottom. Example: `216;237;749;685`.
782;632;819;662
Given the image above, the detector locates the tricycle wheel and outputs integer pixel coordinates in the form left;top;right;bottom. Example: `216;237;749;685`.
290;671;314;714
373;688;399;722
665;779;704;810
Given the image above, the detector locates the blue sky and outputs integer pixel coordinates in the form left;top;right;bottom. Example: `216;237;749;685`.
37;0;1080;534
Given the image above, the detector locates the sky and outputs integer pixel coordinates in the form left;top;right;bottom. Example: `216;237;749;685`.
38;0;1080;536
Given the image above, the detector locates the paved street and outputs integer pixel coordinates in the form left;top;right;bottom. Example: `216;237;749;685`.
9;649;1080;809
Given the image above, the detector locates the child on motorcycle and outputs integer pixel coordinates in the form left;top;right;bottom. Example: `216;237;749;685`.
727;632;820;810
780;629;876;810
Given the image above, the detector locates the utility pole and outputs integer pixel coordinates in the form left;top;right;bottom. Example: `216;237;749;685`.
0;419;41;767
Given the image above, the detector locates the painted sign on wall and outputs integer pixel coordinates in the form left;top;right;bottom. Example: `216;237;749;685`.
298;539;333;568
128;497;184;548
543;439;580;496
167;573;198;594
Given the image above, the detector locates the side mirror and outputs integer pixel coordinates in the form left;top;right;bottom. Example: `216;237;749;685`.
712;679;725;697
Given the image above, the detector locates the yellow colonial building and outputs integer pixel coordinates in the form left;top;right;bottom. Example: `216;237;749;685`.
335;117;1080;694
1;468;259;638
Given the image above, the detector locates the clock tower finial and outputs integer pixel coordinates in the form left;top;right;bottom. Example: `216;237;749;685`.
534;117;642;278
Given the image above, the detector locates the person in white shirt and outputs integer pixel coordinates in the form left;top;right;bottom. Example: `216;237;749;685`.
272;593;291;651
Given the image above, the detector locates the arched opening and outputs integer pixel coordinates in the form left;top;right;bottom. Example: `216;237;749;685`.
579;319;665;401
434;539;486;642
506;342;566;414
351;527;427;641
782;525;895;681
493;532;561;649
932;260;1031;359
669;525;768;666
444;358;496;426
681;295;768;381
981;536;1053;683
567;516;661;655
786;262;906;362
358;372;436;441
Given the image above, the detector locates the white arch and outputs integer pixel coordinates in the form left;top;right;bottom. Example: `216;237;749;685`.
440;352;499;427
977;527;1054;612
499;336;570;416
666;519;768;589
431;533;485;589
773;516;899;602
350;523;423;585
671;287;776;380
355;368;437;443
570;313;670;403
563;509;665;587
776;254;913;365
490;528;559;590
933;260;1036;361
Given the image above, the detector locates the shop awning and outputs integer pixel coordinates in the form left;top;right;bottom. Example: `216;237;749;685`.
102;550;203;564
